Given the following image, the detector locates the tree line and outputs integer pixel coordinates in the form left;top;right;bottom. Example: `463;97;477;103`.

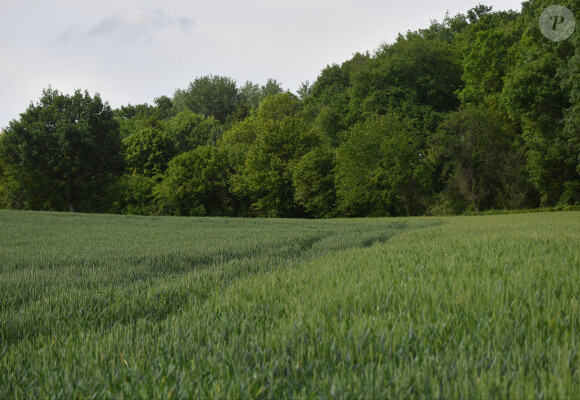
1;0;578;217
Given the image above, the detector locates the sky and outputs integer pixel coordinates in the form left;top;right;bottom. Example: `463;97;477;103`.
0;0;524;129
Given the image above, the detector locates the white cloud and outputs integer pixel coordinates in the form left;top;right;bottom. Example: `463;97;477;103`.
86;8;193;44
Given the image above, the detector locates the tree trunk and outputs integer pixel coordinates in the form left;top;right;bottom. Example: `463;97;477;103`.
66;187;75;212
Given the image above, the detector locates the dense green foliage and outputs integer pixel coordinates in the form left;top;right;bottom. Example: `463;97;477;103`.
155;146;234;216
0;88;123;212
336;114;431;216
1;210;578;397
1;0;579;216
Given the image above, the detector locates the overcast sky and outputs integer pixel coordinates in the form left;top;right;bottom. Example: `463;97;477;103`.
0;0;524;129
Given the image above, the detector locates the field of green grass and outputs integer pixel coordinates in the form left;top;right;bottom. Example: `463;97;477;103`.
1;210;578;398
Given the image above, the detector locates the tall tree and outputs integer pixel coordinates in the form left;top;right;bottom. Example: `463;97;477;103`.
500;0;578;205
155;146;234;216
239;81;263;109
352;36;463;116
173;75;239;123
336;113;431;216
560;30;580;204
0;88;123;212
122;127;177;178
306;62;352;128
217;117;265;215
228;93;322;217
292;144;337;218
456;10;522;107
164;110;222;152
118;127;178;215
261;78;284;98
429;105;522;213
296;81;312;100
238;79;285;110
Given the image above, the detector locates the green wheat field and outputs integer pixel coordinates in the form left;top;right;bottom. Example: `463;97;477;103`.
1;210;578;398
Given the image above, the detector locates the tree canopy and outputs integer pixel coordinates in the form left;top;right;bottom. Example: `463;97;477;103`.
0;88;123;212
1;1;578;216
